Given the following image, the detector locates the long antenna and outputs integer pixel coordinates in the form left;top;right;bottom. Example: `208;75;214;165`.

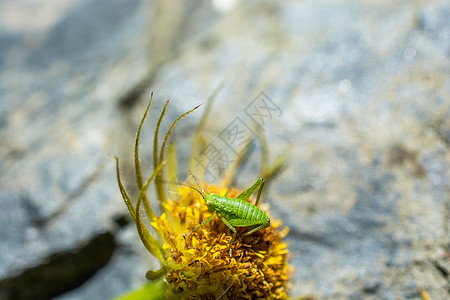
189;171;206;195
161;173;206;201
178;181;205;201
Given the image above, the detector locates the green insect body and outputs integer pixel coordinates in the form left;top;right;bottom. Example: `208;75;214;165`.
185;174;270;257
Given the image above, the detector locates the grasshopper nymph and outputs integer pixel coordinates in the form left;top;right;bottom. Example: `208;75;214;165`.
184;172;270;257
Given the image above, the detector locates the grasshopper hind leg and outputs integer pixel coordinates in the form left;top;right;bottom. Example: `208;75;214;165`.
242;222;268;236
236;178;266;206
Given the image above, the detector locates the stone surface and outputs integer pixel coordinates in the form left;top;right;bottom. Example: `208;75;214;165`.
0;0;448;299
0;0;156;299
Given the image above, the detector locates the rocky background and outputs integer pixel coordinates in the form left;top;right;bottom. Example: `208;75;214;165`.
0;0;448;299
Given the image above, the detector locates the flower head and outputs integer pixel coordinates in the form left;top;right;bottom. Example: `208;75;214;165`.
116;92;291;299
154;183;290;299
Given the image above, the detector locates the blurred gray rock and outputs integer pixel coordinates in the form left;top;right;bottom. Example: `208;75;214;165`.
0;0;448;299
0;0;156;299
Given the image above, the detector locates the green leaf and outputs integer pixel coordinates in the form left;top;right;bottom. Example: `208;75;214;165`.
113;280;166;300
135;161;168;262
156;103;201;209
135;92;156;220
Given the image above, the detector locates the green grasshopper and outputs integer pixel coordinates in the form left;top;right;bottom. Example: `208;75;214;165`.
183;172;270;257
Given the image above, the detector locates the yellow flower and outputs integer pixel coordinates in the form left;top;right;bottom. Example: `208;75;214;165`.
154;184;290;299
116;92;291;299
